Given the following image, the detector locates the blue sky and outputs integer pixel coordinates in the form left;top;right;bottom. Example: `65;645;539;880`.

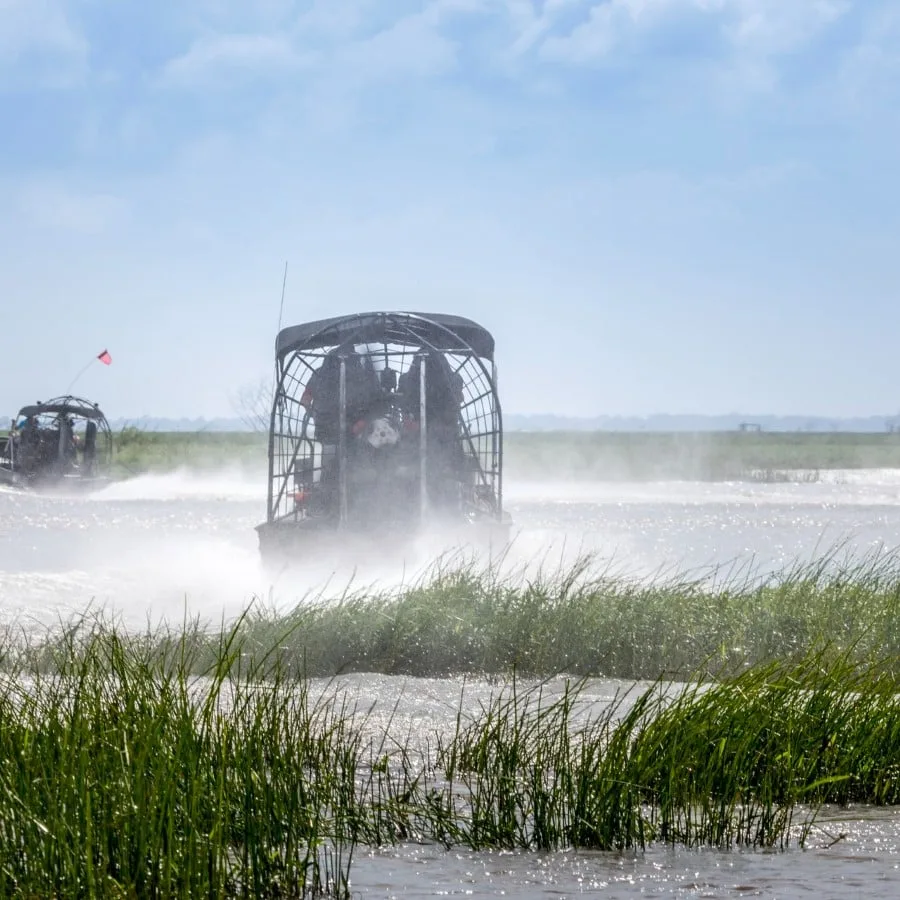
2;0;899;420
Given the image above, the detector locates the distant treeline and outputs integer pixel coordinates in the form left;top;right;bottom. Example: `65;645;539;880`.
504;430;900;481
106;413;900;433
109;427;900;481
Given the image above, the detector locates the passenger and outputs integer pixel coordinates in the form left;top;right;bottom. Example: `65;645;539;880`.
18;417;39;463
399;350;464;432
18;416;47;474
380;366;398;394
398;350;466;512
62;418;79;467
4;419;19;465
83;421;98;472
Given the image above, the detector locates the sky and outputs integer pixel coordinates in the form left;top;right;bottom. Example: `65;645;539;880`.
2;0;899;420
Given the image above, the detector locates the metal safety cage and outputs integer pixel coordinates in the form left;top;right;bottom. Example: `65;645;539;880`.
264;312;503;531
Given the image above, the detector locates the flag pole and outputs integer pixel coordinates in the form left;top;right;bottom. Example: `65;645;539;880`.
66;358;96;394
66;350;112;394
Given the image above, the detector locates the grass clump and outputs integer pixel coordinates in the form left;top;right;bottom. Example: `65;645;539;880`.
188;546;900;681
434;646;900;853
0;619;359;898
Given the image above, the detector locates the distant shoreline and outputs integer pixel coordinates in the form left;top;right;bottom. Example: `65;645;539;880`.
102;414;900;434
105;429;900;482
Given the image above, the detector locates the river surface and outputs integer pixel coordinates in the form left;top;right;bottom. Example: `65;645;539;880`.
1;466;900;897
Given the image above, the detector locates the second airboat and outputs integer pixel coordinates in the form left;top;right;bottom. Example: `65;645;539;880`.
0;395;113;491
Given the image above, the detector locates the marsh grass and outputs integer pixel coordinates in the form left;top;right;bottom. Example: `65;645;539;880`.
6;551;900;892
3;615;900;894
0;618;359;898
112;428;265;476
429;643;900;853
124;545;900;681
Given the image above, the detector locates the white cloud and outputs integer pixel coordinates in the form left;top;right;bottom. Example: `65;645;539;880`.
503;0;586;57
0;0;87;86
334;8;459;82
539;0;850;83
158;1;463;96
728;0;848;53
160;33;310;87
292;0;386;41
837;6;900;111
720;0;850;89
539;0;710;64
184;0;299;32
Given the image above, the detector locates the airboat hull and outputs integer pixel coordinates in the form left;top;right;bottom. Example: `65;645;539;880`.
0;466;112;494
256;514;512;567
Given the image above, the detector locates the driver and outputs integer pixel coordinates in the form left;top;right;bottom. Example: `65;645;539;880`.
300;348;379;443
299;348;380;518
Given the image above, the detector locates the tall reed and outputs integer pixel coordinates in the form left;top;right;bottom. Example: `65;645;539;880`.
432;645;900;852
0;618;358;898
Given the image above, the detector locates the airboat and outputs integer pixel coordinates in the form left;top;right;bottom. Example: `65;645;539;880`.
256;311;511;559
0;395;113;491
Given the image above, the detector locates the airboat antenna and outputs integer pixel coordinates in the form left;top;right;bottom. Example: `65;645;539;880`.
271;260;289;403
276;260;288;334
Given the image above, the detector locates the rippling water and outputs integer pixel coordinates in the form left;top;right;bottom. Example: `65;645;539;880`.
2;467;900;896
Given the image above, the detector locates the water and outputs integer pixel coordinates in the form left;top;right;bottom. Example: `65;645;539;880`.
2;466;900;896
